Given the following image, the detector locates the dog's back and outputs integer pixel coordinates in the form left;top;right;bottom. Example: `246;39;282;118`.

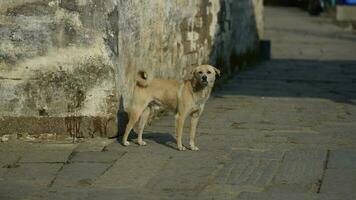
135;71;182;111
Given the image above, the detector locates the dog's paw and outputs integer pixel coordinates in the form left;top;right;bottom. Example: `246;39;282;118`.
178;146;186;151
189;145;199;151
122;141;130;146
138;141;147;146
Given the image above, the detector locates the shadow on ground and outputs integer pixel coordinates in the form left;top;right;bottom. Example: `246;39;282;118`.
216;59;356;105
144;132;177;150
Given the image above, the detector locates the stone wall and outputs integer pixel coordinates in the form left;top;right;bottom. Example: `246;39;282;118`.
0;0;263;137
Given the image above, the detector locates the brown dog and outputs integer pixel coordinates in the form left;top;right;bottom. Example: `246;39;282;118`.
122;65;220;151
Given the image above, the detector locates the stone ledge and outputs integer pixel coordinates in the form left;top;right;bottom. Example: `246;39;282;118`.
0;116;117;138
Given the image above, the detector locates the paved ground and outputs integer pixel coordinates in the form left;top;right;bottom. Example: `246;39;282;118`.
1;6;356;200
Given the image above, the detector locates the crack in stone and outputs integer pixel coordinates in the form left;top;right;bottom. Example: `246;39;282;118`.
47;150;77;188
96;151;127;179
47;163;65;188
316;149;330;193
197;152;232;193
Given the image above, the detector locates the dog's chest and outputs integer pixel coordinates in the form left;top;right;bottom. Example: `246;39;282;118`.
190;96;208;113
194;98;207;107
193;89;209;106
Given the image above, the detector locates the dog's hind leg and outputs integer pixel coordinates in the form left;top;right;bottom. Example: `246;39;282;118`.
136;107;150;146
122;105;146;146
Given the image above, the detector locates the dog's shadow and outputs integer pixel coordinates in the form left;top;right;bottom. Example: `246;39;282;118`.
116;131;177;150
143;132;177;150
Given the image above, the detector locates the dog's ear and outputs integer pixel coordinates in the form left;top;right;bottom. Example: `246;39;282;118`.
213;67;221;77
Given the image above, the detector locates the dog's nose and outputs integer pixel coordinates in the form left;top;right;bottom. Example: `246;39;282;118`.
202;75;207;81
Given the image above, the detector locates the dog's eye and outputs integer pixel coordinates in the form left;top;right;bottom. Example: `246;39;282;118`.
198;71;203;74
207;71;212;74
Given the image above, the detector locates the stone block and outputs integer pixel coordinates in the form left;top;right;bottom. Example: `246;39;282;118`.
337;6;356;21
147;152;222;191
219;158;279;189
328;150;356;169
19;150;73;163
231;149;284;160
273;149;327;191
213;150;283;191
237;191;332;200
0;151;22;180
74;138;115;152
85;188;167;200
70;151;125;163
94;152;168;188
320;169;356;196
3;163;63;187
0;151;21;167
52;162;111;187
0;181;39;200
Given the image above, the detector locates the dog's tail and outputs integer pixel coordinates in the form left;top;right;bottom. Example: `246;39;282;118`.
136;71;149;87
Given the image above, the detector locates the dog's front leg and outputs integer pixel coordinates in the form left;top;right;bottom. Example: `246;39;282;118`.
189;111;201;151
175;113;186;151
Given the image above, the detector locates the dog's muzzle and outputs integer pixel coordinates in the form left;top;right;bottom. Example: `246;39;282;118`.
201;76;208;86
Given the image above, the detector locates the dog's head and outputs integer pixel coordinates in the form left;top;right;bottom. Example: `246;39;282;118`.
191;65;221;88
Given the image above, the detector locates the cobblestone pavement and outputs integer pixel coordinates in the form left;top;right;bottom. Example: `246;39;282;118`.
1;6;356;200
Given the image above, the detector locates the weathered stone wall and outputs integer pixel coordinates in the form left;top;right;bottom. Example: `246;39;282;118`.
0;0;263;137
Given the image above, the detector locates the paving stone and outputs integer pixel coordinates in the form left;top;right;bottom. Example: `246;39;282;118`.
94;152;169;188
147;152;224;191
3;163;63;187
211;150;284;191
74;138;115;152
0;151;22;180
19;149;73;163
236;191;339;200
284;134;349;145
215;157;279;189
30;189;88;200
53;162;111;187
0;169;7;181
231;149;284;160
0;151;22;166
70;151;125;163
328;150;356;169
31;143;78;151
206;131;288;144
272;149;327;191
86;188;170;200
199;185;241;200
320;169;356;195
315;122;356;141
0;181;41;200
